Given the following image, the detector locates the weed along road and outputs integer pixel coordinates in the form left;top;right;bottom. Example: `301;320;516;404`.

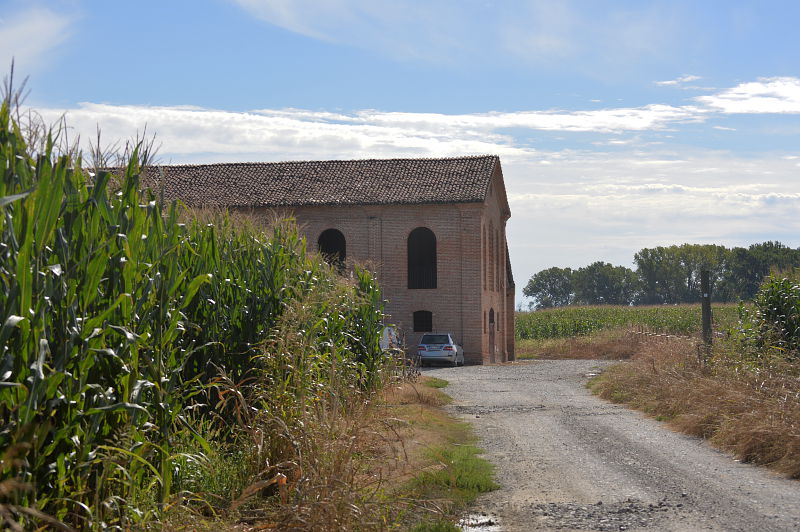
426;360;800;532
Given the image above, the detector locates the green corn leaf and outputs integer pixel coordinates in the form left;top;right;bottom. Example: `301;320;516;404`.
97;444;163;485
177;414;212;454
85;402;148;415
0;189;31;207
84;293;132;331
180;273;212;310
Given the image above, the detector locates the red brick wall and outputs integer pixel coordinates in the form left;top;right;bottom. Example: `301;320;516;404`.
243;185;513;364
479;168;513;364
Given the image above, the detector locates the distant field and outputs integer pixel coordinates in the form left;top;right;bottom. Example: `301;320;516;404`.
515;304;741;340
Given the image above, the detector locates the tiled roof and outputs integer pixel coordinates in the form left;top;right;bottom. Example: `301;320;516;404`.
136;155;499;207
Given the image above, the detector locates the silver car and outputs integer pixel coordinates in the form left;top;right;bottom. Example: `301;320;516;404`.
417;333;464;367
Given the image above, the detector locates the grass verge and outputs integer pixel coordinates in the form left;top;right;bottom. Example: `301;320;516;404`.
382;376;498;530
588;338;800;478
517;328;644;360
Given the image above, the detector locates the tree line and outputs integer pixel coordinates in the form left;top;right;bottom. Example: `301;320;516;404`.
523;242;800;309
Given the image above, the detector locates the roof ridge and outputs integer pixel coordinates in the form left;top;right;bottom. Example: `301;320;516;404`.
153;154;499;169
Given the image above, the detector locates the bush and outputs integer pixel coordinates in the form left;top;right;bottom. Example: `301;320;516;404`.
738;274;800;360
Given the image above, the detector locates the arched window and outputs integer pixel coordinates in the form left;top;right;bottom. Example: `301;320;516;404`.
489;222;495;292
318;229;346;266
495;229;500;291
413;310;433;332
482;225;487;291
408;227;437;289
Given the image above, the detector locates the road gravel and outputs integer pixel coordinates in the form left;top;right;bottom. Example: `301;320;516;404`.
426;360;800;532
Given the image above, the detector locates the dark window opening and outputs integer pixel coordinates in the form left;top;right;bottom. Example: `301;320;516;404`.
408;227;437;289
318;229;346;266
413;310;433;332
489;308;495;328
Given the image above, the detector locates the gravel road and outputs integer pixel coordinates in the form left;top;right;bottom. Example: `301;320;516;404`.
425;360;800;532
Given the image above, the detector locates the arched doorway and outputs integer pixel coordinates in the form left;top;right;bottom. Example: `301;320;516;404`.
318;229;346;266
488;308;495;363
408;227;437;289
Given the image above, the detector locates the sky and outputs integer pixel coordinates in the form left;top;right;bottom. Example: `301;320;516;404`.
2;0;800;306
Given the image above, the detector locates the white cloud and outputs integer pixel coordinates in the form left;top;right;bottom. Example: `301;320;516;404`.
0;7;75;74
37;102;533;162
697;77;800;114
230;0;479;63
231;0;683;69
343;105;702;134
502;152;800;286
33;101;710;166
654;74;701;86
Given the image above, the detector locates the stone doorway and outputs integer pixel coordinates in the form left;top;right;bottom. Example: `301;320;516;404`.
489;308;496;363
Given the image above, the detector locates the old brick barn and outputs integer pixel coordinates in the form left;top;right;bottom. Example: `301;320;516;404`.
142;155;514;364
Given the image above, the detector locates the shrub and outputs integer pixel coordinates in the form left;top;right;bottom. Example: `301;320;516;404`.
738;274;800;360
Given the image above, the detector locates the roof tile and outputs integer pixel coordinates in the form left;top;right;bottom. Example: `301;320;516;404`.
137;155;498;207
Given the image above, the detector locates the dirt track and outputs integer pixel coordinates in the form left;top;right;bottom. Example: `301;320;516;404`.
426;360;800;531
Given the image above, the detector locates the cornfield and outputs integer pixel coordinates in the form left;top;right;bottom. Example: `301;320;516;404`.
737;274;800;359
0;97;388;529
515;304;741;340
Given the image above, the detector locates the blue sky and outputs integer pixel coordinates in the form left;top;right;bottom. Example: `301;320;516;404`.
3;0;800;305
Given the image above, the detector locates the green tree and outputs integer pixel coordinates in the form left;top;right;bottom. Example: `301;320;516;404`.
674;244;730;302
634;244;729;304
572;262;640;305
723;242;800;301
522;267;574;309
633;247;682;304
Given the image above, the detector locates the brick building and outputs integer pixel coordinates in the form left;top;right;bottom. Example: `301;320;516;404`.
143;155;514;364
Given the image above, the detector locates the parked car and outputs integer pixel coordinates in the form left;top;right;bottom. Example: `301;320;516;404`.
417;333;464;367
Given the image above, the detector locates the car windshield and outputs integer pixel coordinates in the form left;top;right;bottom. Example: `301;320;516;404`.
420;334;450;344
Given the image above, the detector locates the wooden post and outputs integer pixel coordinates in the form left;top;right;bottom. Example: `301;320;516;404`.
701;270;712;359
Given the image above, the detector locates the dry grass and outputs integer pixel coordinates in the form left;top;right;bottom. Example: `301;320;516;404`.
517;328;645;360
384;378;453;408
590;338;800;478
163;376;474;531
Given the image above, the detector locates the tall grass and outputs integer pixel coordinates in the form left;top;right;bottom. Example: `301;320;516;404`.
0;96;389;529
590;338;800;478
